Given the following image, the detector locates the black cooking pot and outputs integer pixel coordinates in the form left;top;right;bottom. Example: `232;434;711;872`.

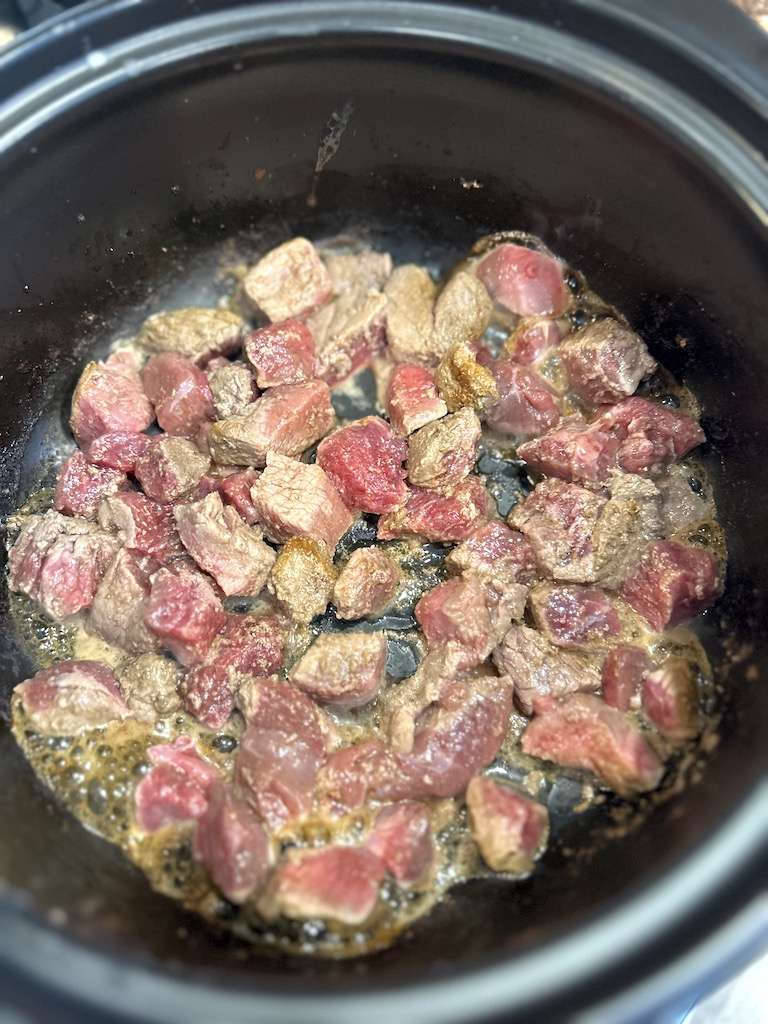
0;1;766;1021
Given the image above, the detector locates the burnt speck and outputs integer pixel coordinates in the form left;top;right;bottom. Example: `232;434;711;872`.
212;734;238;753
688;476;704;495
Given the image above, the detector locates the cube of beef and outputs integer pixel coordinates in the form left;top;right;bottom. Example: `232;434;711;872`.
235;676;328;829
97;491;180;562
174;492;275;597
505;317;567;365
208;380;335;467
134;736;220;832
333;546;401;621
432;272;493;355
529;583;622;649
657;465;714;536
134;436;210;503
290;632;387;708
138;307;245;365
251;453;353;552
142;353;214;437
601;645;652;711
317;740;402;814
560;318;656;406
415;577;496;670
269;537;337;624
384;646;469;754
366;801;435;889
54;451;126;518
117;654;182;721
217;468;260;525
258;846;385;927
70;352;154;447
386;363;448;435
521;693;663;795
446;521;537;585
621;540;721;630
317;416;407;513
14;660;130;735
481;358;560;439
243;237;333;322
407;407;481;493
476;242;568;317
384;264;437;365
89;549;159;655
517;418;620;484
378;476;491;542
206;361;256;419
143;567;226;666
589;473;663;588
435;341;498;414
193;784;270;903
641;658;701;744
244;319;316;388
493;624;601;716
466;775;549;873
594;397;705;476
85;431;153;472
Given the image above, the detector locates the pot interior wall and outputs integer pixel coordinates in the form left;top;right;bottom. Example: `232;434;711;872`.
0;31;765;988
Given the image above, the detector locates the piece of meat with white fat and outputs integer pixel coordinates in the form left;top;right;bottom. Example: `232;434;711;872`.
378;476;491;542
559;318;656;406
366;802;435;889
206;361;256;420
54;451;126;519
505;317;567;365
517;417;620;484
641;658;701;744
621;540;721;630
594;397;705;476
407;407;481;493
235;676;328;829
481;357;560;439
528;583;622;650
317;416;407;514
601;645;652;712
333;546;400;621
476;242;568;317
134;436;210;503
14;660;131;735
435;342;499;414
258;847;385;927
244;319;315;388
174;492;275;597
251;453;353;552
466;775;549;873
138;308;244;365
269;537;337;624
117;654;182;721
446;521;537;585
208;380;335;468
70;352;154;447
134;736;220;832
193;784;271;903
493;624;601;716
88;549;159;655
98;492;181;562
85;432;153;472
142;353;214;437
290;632;387;708
386;363;448;435
143;567;226;666
243;238;333;322
521;693;663;795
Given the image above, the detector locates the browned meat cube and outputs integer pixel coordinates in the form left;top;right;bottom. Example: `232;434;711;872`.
251;453;353;552
466;775;549;873
54;451;126;519
134;436;210;503
521;693;663;795
134;736;220;832
206;361;256;419
476;242;568;317
384;646;468;753
290;632;387;708
193;784;270;904
208;379;335;467
415;576;496;670
435;341;498;414
243;238;333;322
560;318;656;406
601;645;652;712
85;431;153;472
594;397;705;476
317;740;402;815
244;319;316;388
366;801;435;889
446;521;537;585
268;537;337;624
174;492;275;597
589;473;663;588
143;567;227;666
529;583;622;650
317;416;407;513
517;418;621;484
70;352;154;447
493;624;601;716
621;540;721;630
481;356;560;439
138;307;245;365
333;547;401;621
384;264;436;365
117;654;182;721
258;846;385;927
88;548;159;655
657;465;714;536
217;468;260;525
13;660;131;735
641;658;701;744
407;407;481;493
378;476;491;542
386;363;447;435
142;353;215;437
98;491;181;562
505;317;566;364
432;272;493;355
